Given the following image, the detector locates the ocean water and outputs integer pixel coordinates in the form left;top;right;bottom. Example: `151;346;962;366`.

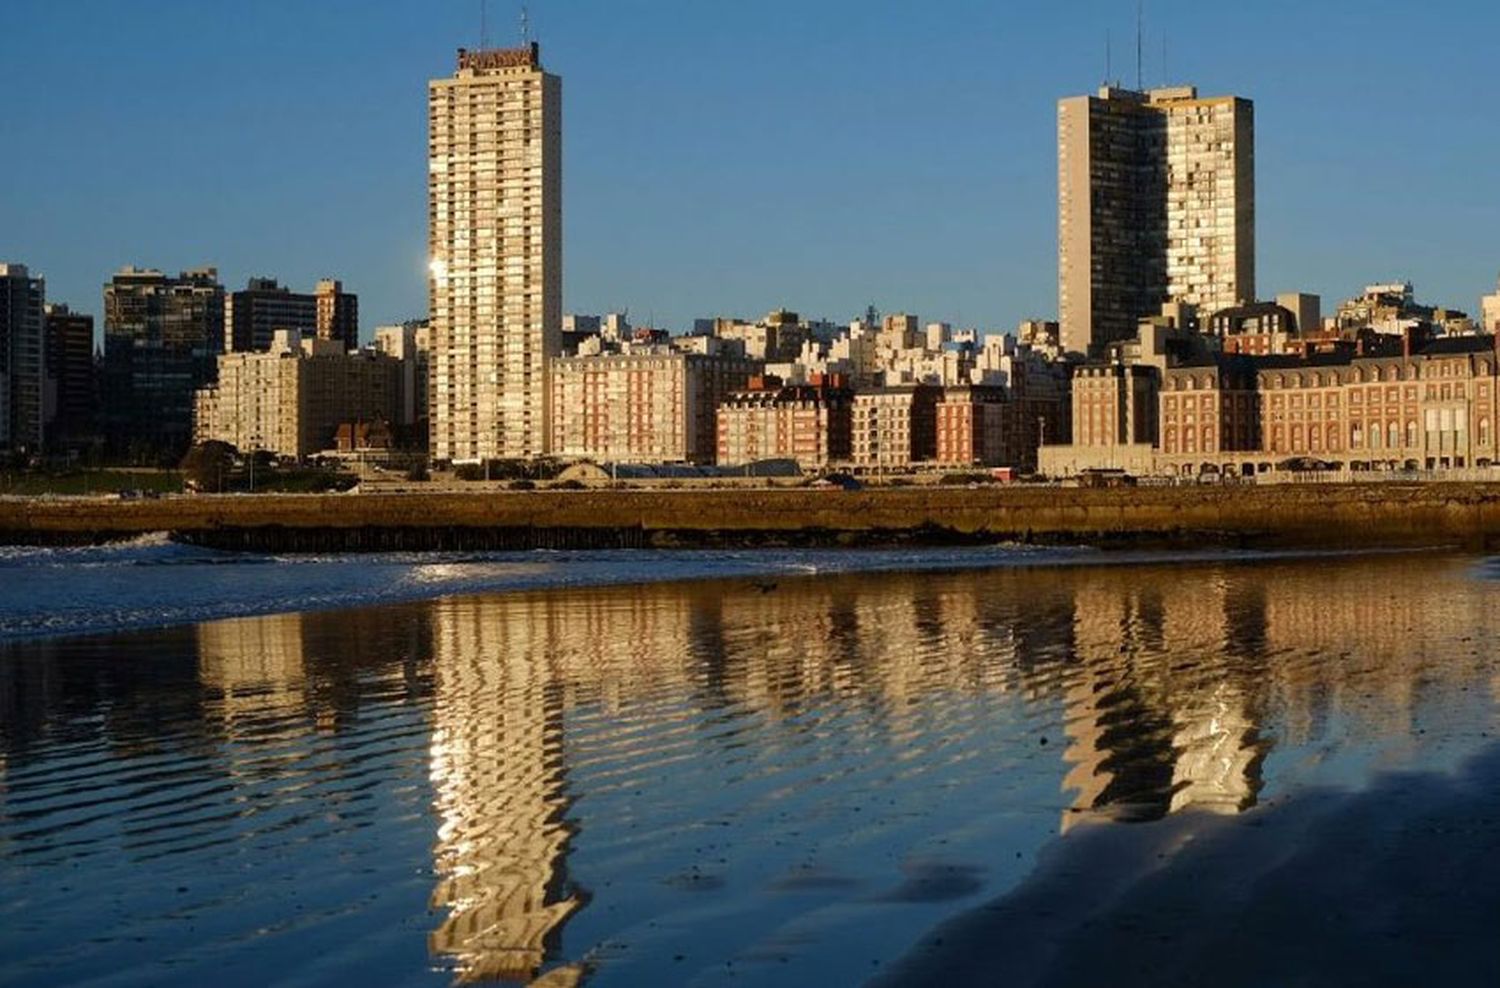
2;547;1499;986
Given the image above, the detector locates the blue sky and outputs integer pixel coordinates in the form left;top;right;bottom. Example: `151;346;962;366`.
2;0;1497;337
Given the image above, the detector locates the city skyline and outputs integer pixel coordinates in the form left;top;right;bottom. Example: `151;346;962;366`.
3;0;1498;336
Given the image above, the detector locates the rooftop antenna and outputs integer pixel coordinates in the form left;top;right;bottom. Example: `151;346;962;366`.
479;0;489;50
1105;30;1112;86
1136;0;1144;90
520;2;531;45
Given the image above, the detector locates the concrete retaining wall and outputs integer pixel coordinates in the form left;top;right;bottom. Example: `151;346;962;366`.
3;484;1499;551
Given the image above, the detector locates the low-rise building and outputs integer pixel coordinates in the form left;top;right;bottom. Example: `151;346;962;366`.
549;349;757;464
716;377;853;470
193;330;401;458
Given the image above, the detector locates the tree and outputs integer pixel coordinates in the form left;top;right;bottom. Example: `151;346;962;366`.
180;441;237;493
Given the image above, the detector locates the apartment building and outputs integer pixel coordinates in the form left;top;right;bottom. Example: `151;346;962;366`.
549;350;755;464
716;379;853;470
0;263;46;452
102;265;225;456
429;43;562;461
850;386;939;470
193;330;401;459
1059;85;1254;355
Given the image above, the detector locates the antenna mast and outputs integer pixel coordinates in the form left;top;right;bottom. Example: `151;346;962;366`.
521;3;531;45
480;0;489;49
1105;30;1112;86
1135;0;1143;90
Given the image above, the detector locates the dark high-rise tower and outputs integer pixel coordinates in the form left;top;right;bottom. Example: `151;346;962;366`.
1058;85;1254;356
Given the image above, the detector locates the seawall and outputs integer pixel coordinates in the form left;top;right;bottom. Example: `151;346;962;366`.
2;484;1500;552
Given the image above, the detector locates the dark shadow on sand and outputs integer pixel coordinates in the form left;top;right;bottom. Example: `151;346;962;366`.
873;742;1500;988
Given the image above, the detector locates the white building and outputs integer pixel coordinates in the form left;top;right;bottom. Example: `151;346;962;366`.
428;43;561;462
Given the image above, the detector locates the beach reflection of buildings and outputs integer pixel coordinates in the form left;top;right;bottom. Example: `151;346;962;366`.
165;554;1500;982
426;596;586;986
1055;557;1495;830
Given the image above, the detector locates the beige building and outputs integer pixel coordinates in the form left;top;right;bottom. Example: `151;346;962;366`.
193;330;401;458
314;278;358;350
428;44;562;462
851;386;939;470
550;351;755;464
374;321;431;427
1059;85;1254;356
1482;275;1500;334
716;382;853;470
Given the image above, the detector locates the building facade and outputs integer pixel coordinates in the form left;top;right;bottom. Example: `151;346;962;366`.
1059;85;1254;356
102;266;225;457
429;43;562;462
374;320;431;429
0;263;46;453
1157;338;1500;474
935;386;1011;467
549;351;755;464
314;279;358;349
193;331;401;459
850;386;939;470
1482;276;1500;334
43;303;96;449
716;380;853;470
226;278;316;353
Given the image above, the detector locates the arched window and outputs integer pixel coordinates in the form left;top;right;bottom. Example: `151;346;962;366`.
1370;422;1382;449
1292;425;1305;449
1185;426;1197;453
1351;423;1363;448
1312;372;1322;388
1328;424;1339;451
1310;428;1323;451
1403;420;1415;447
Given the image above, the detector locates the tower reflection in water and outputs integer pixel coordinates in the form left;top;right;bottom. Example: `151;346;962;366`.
397;554;1498;983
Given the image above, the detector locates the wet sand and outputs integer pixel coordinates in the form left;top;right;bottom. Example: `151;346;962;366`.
876;743;1500;987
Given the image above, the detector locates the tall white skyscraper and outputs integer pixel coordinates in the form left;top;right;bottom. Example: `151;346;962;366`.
428;43;562;461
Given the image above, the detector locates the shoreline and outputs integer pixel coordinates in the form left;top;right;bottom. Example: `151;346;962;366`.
0;542;1456;645
2;483;1500;552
